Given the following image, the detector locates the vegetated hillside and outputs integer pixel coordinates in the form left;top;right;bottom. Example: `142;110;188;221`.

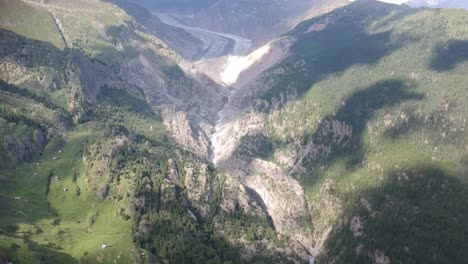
221;0;468;262
0;0;298;263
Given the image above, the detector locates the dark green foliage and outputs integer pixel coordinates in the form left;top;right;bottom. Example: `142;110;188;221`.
0;116;46;169
234;134;274;160
222;211;277;242
0;29;65;70
0;80;67;113
0;105;46;131
52;219;60;226
321;164;468;264
24;237;77;263
81;135;264;262
161;65;186;80
122;146;287;263
10;243;20;252
0;80;72;168
97;86;159;120
93;85;167;144
130;166;233;263
2;225;19;234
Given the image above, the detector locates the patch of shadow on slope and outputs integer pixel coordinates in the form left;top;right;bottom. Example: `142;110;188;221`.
105;0;153;24
319;163;468;264
244;185;275;229
0;232;78;263
383;101;466;147
430;40;468;71
293;79;424;171
233;133;274;161
0;29;66;71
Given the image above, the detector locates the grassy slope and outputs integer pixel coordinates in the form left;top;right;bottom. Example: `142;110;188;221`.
0;123;135;263
0;0;65;49
0;0;128;62
0;62;171;262
261;2;468;263
0;1;173;263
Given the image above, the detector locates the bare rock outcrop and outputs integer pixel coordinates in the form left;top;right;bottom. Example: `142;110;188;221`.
160;106;212;159
184;162;213;218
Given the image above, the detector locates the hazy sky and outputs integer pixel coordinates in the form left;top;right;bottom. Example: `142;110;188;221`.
379;0;409;3
350;0;409;4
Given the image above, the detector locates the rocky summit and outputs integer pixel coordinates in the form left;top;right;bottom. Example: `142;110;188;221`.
1;0;468;263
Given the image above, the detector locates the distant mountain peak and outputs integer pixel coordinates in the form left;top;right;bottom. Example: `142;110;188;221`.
350;0;468;9
407;0;468;9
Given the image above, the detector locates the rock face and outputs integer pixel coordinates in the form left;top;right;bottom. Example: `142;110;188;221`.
209;109;315;259
244;159;310;232
202;37;316;258
292;118;353;173
0;119;47;168
160;104;214;160
183;162;213;217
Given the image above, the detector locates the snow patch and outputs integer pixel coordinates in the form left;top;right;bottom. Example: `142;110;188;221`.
220;43;272;85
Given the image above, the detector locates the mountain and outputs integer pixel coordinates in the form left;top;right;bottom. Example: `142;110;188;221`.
128;0;349;43
407;0;468;9
125;0;218;11
1;0;468;263
212;0;468;262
